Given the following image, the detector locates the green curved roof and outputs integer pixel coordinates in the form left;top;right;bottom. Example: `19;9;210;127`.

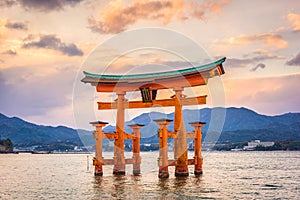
82;57;225;82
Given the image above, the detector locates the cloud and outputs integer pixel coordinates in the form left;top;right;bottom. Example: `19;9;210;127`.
286;52;300;66
2;49;17;55
22;34;83;56
0;0;84;11
88;0;228;34
228;33;288;48
226;50;285;69
88;0;181;34
5;20;28;30
0;65;77;118
224;74;300;115
250;63;266;72
288;13;300;32
0;0;16;8
191;0;229;19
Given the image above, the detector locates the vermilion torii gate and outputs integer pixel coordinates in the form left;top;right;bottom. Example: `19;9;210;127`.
81;57;226;178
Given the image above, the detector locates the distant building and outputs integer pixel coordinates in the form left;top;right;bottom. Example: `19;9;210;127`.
243;140;274;150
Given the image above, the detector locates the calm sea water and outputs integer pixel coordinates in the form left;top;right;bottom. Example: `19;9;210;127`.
0;151;299;199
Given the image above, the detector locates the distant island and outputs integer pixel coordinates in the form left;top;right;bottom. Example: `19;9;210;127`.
0;107;300;153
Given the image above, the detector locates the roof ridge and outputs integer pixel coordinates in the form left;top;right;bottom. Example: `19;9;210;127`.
83;57;226;80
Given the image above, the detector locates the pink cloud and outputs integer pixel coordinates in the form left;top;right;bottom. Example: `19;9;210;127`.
88;0;229;34
223;74;300;115
191;0;229;19
228;34;288;49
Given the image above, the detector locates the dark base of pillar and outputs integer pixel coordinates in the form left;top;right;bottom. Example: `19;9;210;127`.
175;165;189;177
113;171;126;175
133;170;141;175
175;171;189;177
158;171;169;179
194;171;203;176
94;171;103;176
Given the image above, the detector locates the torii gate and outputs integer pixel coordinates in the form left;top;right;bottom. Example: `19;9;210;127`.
81;57;226;178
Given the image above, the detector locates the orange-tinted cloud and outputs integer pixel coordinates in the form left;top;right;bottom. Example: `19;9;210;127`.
288;13;300;32
191;0;228;19
88;0;229;34
89;0;185;34
0;19;8;42
228;33;288;48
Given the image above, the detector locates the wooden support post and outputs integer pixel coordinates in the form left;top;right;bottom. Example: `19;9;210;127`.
129;124;144;175
90;121;108;176
189;122;206;176
173;87;189;177
113;91;126;175
154;119;172;178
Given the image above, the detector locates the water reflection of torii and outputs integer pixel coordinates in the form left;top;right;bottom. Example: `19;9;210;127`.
81;57;226;178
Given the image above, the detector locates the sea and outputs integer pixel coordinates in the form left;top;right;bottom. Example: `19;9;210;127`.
0;151;299;199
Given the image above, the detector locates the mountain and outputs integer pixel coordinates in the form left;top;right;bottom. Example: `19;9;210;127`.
104;107;300;143
0;113;92;147
1;107;300;147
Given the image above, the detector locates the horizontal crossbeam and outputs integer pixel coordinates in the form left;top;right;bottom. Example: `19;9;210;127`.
168;159;195;166
98;95;207;110
101;158;135;165
102;133;136;140
103;132;195;140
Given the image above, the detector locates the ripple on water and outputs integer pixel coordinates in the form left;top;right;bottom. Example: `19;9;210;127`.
0;151;299;199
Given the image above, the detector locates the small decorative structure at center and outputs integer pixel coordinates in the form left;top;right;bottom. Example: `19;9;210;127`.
81;57;226;178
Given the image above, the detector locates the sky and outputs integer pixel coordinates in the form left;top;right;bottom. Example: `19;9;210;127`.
0;0;299;129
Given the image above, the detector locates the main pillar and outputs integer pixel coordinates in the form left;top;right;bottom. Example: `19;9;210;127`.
113;91;126;175
129;124;143;175
190;122;205;176
173;87;189;177
90;121;108;176
155;119;172;178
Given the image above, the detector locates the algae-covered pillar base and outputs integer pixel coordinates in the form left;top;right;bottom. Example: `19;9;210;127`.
90;121;109;176
189;121;205;176
155;119;172;179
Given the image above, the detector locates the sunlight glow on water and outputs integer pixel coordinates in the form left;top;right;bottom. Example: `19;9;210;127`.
0;151;299;199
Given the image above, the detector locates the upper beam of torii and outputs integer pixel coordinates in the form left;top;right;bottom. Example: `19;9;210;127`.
81;57;226;109
82;57;225;91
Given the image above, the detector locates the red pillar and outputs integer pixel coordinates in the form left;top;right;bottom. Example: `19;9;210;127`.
90;121;108;176
189;122;205;176
154;119;172;178
113;91;126;175
129;124;143;175
173;87;189;177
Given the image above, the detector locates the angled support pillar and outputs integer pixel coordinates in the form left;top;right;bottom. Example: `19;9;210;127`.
113;91;126;175
189;122;206;176
90;121;109;176
129;124;144;175
173;87;189;177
